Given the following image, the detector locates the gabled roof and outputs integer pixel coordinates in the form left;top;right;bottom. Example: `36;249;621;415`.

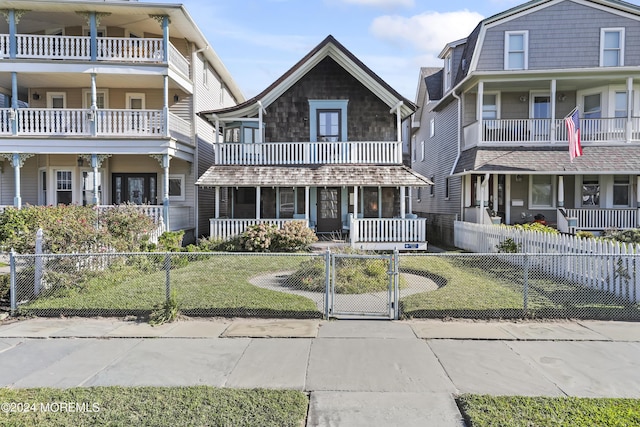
200;35;416;121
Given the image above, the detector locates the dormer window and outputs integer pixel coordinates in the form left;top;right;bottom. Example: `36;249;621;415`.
601;28;624;67
504;31;528;70
444;53;452;90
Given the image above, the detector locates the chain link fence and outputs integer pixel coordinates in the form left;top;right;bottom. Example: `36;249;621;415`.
7;251;640;321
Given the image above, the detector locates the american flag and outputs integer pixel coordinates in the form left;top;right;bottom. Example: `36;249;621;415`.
564;108;583;162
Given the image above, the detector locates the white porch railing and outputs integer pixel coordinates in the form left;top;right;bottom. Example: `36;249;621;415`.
349;216;427;244
169;112;192;145
470;117;640;146
0;108;12;134
16;109;91;135
95;109;165;136
97;37;163;62
209;218;306;241
454;220;640;303
168;43;190;77
216;141;402;165
562;208;638;232
0;34;8;57
16;34;90;59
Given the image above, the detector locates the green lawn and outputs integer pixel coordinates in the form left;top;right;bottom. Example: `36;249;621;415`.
0;386;308;427
399;255;640;319
457;394;640;427
19;253;321;317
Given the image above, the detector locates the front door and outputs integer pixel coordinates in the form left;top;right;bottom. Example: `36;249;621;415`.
531;94;550;140
316;187;342;234
112;173;157;205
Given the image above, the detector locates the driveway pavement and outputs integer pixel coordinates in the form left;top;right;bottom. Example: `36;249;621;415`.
1;317;639;426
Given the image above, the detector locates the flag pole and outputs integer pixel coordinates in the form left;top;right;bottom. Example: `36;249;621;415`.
564;105;579;119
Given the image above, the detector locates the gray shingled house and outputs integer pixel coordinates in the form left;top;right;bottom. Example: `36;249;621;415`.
197;35;433;250
411;0;640;244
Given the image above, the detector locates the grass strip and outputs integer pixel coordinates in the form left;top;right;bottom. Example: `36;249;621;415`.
0;386;308;427
457;394;640;427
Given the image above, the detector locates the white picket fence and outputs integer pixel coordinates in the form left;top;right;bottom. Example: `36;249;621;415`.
454;221;640;303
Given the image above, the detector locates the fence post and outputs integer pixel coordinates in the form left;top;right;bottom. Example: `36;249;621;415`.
523;253;529;316
9;248;16;316
164;252;171;301
324;248;331;319
393;248;400;320
34;228;43;296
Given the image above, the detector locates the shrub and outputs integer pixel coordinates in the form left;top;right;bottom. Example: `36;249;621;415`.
603;228;640;244
513;222;559;234
0;274;9;301
99;204;156;252
576;230;595;239
272;220;318;252
240;223;279;252
149;290;180;326
496;238;521;253
158;230;184;252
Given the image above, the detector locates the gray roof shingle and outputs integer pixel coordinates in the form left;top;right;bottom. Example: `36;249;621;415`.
196;165;433;187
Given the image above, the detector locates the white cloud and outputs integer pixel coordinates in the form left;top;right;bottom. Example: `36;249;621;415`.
370;10;484;54
338;0;415;7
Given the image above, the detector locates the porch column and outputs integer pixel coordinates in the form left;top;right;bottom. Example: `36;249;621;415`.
475;176;482;206
163;75;170;137
399;186;406;218
492;174;498;212
353;186;358;220
8;10;16;59
477;81;484;143
91;154;99;206
378;186;382;219
11;72;17;135
161;16;169;62
275;187;280;219
214;186;220;218
89;12;97;61
558;176;565;207
550;80;556;143
90;73;97;136
12;154;21;209
257;101;265;143
162;154;170;230
256;186;261;219
636;176;640;208
304;186;310;223
408;186;413;214
627;77;633;143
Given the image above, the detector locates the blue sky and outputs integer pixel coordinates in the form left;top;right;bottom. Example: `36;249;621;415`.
159;0;635;101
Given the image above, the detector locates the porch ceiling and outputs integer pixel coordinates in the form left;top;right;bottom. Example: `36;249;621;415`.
196;165;433;187
453;146;640;175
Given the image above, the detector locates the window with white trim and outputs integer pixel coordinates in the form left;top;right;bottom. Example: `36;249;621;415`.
582;175;600;207
601;28;624;67
530;175;554;208
82;89;109;109
420;140;425;161
504;31;528;70
56;170;73;205
444;53;452;90
430;118;435;137
613;175;630;206
47;92;66;109
168;174;185;202
482;94;499;120
445;177;450;200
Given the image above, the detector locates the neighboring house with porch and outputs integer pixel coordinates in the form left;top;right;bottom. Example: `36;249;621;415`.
197;35;432;250
412;0;640;244
0;0;244;243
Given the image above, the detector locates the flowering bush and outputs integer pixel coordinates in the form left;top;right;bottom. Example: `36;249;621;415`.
0;204;156;254
272;220;318;252
240;223;279;252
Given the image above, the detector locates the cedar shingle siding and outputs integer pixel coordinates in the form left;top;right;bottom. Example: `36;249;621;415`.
266;57;396;142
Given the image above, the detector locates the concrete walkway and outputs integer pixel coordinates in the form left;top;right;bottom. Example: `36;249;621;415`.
1;318;640;426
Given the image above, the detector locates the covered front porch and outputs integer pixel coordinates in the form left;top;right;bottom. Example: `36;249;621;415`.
197;165;432;250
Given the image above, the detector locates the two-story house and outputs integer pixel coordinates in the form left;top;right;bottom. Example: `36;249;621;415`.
197;35;432;250
412;0;640;244
0;0;243;243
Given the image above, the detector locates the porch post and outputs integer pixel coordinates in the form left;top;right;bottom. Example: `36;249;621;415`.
275;187;280;219
627;77;633;143
256;186;261;219
90;73;97;136
558;176;564;207
163;75;170;137
162;154;170;230
91;154;99;206
304;186;310;223
214;186;220;218
408;186;413;214
477;81;484;143
12;153;21;209
11;72;17;135
475;176;482;206
399;186;406;218
353;186;358;220
636;176;640;208
161;16;169;62
378;186;382;219
89;11;97;61
492;174;498;212
8;10;16;59
550;79;556;143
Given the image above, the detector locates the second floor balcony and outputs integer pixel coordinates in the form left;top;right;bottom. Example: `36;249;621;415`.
463;117;640;148
0;34;190;78
0;108;191;144
214;141;403;166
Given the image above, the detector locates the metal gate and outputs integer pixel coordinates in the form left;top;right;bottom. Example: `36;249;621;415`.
325;251;399;320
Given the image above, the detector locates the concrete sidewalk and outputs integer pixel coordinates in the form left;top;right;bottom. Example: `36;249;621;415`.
1;318;639;426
